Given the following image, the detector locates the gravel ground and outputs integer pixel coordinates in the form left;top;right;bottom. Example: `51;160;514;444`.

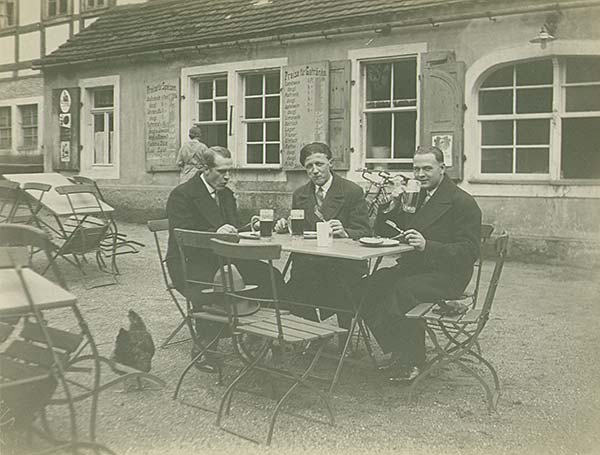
5;222;600;455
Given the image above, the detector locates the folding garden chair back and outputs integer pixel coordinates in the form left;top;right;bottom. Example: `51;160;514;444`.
405;232;509;412
462;223;495;308
147;219;188;348
211;238;347;445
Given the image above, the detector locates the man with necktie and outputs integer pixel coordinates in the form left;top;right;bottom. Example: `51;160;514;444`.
166;146;284;369
361;145;482;383
275;142;371;333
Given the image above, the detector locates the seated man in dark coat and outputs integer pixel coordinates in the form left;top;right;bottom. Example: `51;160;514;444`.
275;142;371;330
361;145;481;382
166;146;284;366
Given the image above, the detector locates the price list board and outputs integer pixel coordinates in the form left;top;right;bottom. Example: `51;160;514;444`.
282;62;329;169
145;80;179;172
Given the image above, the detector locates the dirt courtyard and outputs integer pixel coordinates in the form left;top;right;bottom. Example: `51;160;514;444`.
5;222;600;455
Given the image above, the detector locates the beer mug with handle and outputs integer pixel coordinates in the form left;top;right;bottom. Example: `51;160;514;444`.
401;179;421;213
251;209;274;237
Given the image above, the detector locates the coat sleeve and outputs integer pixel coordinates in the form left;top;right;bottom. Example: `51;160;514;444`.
421;195;481;274
343;185;372;240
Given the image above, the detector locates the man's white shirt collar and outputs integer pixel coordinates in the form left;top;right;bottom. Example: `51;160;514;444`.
200;173;217;199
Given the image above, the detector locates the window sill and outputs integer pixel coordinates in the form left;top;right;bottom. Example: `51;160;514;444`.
469;178;600;186
235;166;282;171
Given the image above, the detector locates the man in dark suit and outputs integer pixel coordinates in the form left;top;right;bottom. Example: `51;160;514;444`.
275;142;371;329
362;145;481;382
166;146;284;367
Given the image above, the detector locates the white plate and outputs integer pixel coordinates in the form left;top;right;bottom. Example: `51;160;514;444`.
359;237;401;247
238;231;260;240
303;231;317;239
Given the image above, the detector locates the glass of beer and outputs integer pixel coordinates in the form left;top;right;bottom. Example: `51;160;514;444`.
401;179;421;213
251;209;274;237
288;209;305;236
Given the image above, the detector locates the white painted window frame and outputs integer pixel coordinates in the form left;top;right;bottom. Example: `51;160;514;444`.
347;43;428;179
79;75;120;179
0;96;43;153
181;57;287;169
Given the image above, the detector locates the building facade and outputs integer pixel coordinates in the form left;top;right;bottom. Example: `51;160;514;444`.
0;0;147;174
35;0;600;266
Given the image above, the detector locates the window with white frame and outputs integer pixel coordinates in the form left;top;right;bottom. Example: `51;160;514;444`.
184;59;285;168
478;56;600;179
90;87;114;165
19;104;38;149
363;57;418;169
0;107;11;149
45;0;70;18
83;0;112;12
243;71;280;165
194;75;228;147
1;0;16;28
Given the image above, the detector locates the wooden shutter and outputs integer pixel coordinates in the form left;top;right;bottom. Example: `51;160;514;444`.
51;87;80;171
420;52;465;180
329;60;351;170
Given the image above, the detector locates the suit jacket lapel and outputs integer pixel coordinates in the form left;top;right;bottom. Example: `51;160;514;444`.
320;174;345;221
190;176;223;229
408;176;454;232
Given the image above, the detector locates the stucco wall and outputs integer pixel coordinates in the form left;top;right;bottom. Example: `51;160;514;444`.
41;6;600;266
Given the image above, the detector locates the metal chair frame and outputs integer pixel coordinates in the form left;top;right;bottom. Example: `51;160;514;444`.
0;181;50;229
146;219;189;349
405;232;509;412
211;238;346;446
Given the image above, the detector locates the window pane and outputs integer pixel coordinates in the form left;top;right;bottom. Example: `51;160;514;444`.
265;73;280;94
197;81;212;100
366;63;391;106
481;148;512;173
215;101;227;121
561;118;600;179
0;130;11;149
516;60;553;86
0;107;10;127
479;90;512;115
265;96;280;118
246;75;263;96
245;98;262;119
59;0;68;13
565;86;600;112
247;144;263;164
516;119;549;145
566;57;600;84
93;114;105;132
393;111;416;159
266;121;279;141
266;144;280;164
247;123;263;142
20;105;37;126
481;120;513;146
94;88;113;108
198;124;227;147
516;88;552;113
515;148;549;173
392;59;417;104
365;112;391;159
481;66;513;88
198;102;212;121
215;78;227;97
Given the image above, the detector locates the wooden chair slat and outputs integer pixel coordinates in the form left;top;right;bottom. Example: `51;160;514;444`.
22;321;83;353
239;323;319;343
456;309;483;324
279;314;347;334
0;354;51;380
4;340;68;368
405;302;435;319
248;319;327;341
276;315;345;336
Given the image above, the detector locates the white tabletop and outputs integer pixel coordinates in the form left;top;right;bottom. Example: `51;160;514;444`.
3;173;113;217
243;233;413;261
0;267;77;314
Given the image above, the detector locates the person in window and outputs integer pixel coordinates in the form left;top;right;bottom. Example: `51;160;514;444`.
361;145;481;383
166;146;284;369
274;142;371;334
176;126;209;184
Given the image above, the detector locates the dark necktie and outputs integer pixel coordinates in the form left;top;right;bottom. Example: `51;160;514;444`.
315;186;325;208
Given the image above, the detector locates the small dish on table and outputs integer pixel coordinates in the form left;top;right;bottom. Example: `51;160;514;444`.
359;237;400;247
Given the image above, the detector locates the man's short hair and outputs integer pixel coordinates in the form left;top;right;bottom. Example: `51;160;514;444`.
188;126;202;140
415;145;445;164
200;146;231;169
299;142;332;167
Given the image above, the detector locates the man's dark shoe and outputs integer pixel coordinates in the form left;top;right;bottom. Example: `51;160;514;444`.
388;365;421;385
191;348;218;374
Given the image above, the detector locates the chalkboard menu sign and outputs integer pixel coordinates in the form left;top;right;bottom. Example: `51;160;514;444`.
145;80;179;172
282;62;329;169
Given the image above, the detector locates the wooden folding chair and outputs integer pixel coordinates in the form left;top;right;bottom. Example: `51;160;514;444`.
52;184;118;286
461;223;495;308
211;238;347;445
147;219;189;349
405;232;509;412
